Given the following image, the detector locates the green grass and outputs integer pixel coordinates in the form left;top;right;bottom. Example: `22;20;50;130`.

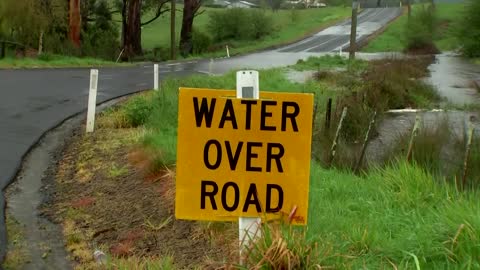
102;60;480;268
307;161;480;269
0;54;127;69
363;3;466;52
434;3;466;51
293;55;367;71
141;6;350;57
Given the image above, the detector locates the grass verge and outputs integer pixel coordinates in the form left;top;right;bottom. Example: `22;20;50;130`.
0;54;128;69
363;3;466;53
141;6;350;59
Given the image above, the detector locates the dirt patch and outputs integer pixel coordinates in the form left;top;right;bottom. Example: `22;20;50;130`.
43;118;237;269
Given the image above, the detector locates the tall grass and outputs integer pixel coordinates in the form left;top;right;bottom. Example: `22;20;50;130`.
307;161;480;269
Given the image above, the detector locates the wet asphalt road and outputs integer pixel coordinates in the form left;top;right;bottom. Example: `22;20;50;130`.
0;7;401;262
279;7;401;53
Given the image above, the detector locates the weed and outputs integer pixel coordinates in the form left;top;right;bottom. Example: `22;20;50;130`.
4;215;29;269
143;216;173;231
242;223;324;269
108;163;129;178
124;95;154;127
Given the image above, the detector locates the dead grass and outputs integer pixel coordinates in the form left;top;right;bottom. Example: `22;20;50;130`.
242;223;326;269
45;110;232;269
3;215;30;269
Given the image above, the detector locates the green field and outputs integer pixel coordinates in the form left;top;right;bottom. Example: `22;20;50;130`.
141;6;350;57
363;3;466;52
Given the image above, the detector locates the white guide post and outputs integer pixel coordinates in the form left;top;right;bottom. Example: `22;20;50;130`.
86;69;98;133
226;45;230;58
236;70;261;265
154;64;159;90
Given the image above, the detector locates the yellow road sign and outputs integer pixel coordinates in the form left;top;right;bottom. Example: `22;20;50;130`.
175;88;313;225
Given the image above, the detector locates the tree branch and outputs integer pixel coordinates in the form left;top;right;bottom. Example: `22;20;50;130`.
141;1;171;26
194;9;206;17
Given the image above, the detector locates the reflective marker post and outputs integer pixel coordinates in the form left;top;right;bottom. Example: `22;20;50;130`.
236;70;261;265
86;69;98;133
154;64;159;90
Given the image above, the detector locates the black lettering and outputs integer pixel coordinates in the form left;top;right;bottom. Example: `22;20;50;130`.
281;102;300;132
242;183;261;212
203;140;222;170
221;182;240;212
201;181;218;210
225;141;243;170
219;99;238;129
266;143;284;173
193;97;216;128
260;100;277;131
266;184;283;213
246;142;262;172
241;100;257;130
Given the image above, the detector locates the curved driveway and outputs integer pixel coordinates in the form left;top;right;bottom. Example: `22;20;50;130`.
0;7;401;261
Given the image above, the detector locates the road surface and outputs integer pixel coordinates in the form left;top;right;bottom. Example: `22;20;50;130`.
0;7;401;262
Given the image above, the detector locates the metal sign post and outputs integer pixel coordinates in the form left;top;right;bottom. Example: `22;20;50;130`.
236;70;261;265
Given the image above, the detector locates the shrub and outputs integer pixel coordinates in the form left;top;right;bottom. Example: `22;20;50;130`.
404;5;437;52
250;10;274;40
124;96;154;127
192;28;212;54
457;0;480;58
207;8;273;42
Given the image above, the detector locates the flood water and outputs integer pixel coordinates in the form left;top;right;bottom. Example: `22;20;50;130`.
427;53;480;105
366;53;480;165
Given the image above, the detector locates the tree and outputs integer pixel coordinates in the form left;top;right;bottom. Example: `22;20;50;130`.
269;0;283;11
69;0;81;47
116;0;170;60
180;0;202;57
122;0;142;59
0;0;67;52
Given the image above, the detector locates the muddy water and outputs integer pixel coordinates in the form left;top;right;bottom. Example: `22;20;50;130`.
365;110;480;165
363;54;480;164
5;117;78;269
427;53;480;105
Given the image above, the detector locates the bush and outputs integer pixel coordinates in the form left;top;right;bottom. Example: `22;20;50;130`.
192;29;212;54
124;96;154;127
250;10;274;39
457;0;480;58
208;8;273;42
81;0;119;60
404;5;437;52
